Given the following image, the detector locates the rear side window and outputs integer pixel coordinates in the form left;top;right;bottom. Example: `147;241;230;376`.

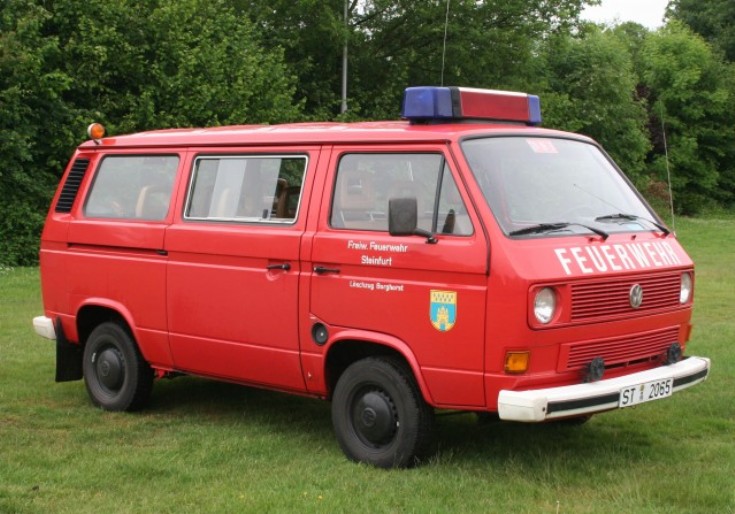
84;155;179;220
184;155;307;224
330;153;473;235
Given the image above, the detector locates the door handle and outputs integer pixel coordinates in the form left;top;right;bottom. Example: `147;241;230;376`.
313;265;340;275
266;263;291;271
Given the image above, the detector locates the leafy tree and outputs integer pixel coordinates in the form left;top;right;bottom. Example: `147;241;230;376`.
243;0;595;120
140;0;302;129
668;0;735;62
45;0;301;132
540;27;650;181
639;21;735;213
0;0;301;265
240;0;347;118
0;1;72;265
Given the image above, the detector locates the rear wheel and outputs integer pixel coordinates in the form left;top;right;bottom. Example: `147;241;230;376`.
331;357;434;468
83;322;153;411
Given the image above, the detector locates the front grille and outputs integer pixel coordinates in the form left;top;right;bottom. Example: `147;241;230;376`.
571;271;682;322
560;327;679;371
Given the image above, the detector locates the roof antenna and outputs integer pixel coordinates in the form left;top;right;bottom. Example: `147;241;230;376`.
440;0;451;86
660;104;676;234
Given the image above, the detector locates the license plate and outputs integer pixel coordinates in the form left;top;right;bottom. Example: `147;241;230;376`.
619;378;674;408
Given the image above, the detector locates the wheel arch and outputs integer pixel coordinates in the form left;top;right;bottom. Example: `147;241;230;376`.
324;331;434;406
76;300;136;348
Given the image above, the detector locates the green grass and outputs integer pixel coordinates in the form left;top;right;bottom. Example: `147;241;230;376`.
1;218;734;513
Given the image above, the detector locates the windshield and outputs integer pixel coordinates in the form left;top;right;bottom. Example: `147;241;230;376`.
462;137;660;238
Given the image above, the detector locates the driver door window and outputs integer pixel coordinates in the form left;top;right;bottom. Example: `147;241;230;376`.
330;153;472;236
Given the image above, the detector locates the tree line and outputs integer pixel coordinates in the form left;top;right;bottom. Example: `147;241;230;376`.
1;0;733;265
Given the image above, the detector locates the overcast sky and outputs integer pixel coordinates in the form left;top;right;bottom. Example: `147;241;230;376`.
581;0;670;29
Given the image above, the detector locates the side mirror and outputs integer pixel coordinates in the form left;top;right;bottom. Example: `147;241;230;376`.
388;197;437;244
388;198;417;235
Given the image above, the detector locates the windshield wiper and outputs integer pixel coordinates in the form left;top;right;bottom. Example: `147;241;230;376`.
594;213;670;236
509;222;609;240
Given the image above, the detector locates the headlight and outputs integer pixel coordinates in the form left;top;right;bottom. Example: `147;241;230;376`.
680;272;693;304
534;287;557;324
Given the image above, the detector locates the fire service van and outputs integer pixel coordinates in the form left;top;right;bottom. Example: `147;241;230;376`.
34;86;710;468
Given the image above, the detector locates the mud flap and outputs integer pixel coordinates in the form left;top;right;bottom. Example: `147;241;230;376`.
55;319;82;382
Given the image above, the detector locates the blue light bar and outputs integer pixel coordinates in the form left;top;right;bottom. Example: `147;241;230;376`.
401;87;456;120
527;94;542;125
401;86;542;126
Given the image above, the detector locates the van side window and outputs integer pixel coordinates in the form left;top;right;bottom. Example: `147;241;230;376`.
184;155;307;223
330;154;473;235
84;156;178;220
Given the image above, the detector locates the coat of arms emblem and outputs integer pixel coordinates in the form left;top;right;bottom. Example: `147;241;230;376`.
430;290;457;331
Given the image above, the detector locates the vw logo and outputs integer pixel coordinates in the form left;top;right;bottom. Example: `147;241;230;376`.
629;284;643;309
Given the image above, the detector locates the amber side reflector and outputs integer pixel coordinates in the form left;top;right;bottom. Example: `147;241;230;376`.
504;352;530;374
87;123;106;141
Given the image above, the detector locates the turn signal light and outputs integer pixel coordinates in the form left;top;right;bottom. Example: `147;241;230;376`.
504;352;530;374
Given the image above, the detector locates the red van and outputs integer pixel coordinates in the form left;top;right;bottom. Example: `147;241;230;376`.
33;87;710;468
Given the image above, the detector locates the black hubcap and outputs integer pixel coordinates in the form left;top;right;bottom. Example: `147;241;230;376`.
352;390;397;446
95;348;125;391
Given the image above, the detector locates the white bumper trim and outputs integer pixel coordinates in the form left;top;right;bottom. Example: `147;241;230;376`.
498;356;710;422
33;316;57;340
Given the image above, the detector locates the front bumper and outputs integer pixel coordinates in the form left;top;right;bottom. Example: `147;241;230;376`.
33;316;56;340
498;356;710;422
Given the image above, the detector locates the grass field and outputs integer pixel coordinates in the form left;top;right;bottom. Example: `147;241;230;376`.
1;217;733;513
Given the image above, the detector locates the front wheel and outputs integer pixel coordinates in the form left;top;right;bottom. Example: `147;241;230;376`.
331;357;434;468
83;322;153;411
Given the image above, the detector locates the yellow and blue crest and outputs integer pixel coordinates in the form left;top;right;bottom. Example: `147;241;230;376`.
430;290;457;332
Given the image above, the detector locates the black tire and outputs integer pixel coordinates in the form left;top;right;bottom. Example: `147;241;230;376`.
476;412;501;425
331;356;434;468
83;322;153;412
